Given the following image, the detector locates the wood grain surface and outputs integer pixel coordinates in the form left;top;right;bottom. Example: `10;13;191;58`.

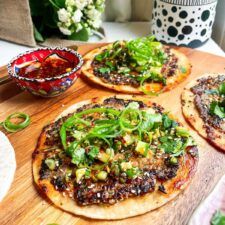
0;44;225;225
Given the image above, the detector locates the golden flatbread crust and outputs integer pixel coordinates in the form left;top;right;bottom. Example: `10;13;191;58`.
182;73;225;151
81;44;191;94
33;95;198;220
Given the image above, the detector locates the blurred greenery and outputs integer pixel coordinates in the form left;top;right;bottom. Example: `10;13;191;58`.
29;0;89;42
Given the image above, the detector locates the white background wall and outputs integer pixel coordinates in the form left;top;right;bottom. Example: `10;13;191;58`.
212;0;225;51
104;0;225;51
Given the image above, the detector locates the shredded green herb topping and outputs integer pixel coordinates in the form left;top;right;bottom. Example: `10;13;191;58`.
93;36;169;93
209;82;225;118
57;102;195;183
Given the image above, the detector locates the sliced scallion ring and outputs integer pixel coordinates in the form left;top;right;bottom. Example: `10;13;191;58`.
1;112;30;133
119;108;142;131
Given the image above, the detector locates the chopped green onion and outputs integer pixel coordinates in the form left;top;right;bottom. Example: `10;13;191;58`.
96;171;108;180
119;108;142;131
45;158;56;170
76;168;87;183
169;157;178;165
176;127;190;137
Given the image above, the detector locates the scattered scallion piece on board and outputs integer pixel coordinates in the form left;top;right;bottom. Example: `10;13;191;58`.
0;112;30;133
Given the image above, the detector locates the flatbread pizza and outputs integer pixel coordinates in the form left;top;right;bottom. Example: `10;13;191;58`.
182;73;225;151
33;95;198;219
81;36;191;95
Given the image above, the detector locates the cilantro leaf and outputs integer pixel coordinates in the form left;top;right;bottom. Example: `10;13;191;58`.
162;114;173;129
210;101;225;118
140;112;162;131
105;61;115;70
98;67;111;74
88;146;99;159
159;136;183;155
95;51;110;62
71;148;86;165
126;167;140;179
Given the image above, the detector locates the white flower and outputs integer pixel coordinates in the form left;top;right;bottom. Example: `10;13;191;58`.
74;0;92;10
66;0;75;7
57;8;70;23
65;20;72;27
67;6;74;13
59;26;72;35
91;18;101;28
72;9;83;23
86;7;101;20
76;23;83;32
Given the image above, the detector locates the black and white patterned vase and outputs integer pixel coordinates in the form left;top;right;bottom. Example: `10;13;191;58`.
151;0;218;48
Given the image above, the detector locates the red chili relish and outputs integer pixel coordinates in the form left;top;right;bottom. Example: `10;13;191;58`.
18;55;75;79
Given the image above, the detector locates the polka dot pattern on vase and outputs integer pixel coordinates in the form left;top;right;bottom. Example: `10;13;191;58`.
152;0;218;47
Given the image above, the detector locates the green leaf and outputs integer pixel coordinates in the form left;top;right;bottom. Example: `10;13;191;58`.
33;24;44;42
159;136;183;155
88;146;99;159
219;82;225;95
211;210;225;225
54;0;65;8
98;67;111;74
140;112;162;131
105;61;116;70
71;148;86;165
29;0;45;16
162;114;173;129
68;28;89;41
126;167;140;179
210;101;225;119
49;0;60;9
42;6;58;29
95;51;110;62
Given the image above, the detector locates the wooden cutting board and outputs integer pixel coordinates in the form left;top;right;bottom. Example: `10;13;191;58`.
0;44;225;225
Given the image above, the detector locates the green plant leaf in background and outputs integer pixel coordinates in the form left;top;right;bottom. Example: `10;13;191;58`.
49;0;60;9
68;28;89;41
54;0;65;8
43;6;58;29
33;24;44;42
29;0;45;16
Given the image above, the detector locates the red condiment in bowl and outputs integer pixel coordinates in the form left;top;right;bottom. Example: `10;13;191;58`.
7;47;83;97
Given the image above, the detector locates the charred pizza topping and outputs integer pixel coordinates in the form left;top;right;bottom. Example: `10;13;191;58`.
38;97;197;205
91;36;180;93
190;75;225;134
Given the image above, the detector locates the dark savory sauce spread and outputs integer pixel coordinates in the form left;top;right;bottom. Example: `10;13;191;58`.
17;54;74;79
190;75;225;137
91;37;179;89
36;97;197;206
